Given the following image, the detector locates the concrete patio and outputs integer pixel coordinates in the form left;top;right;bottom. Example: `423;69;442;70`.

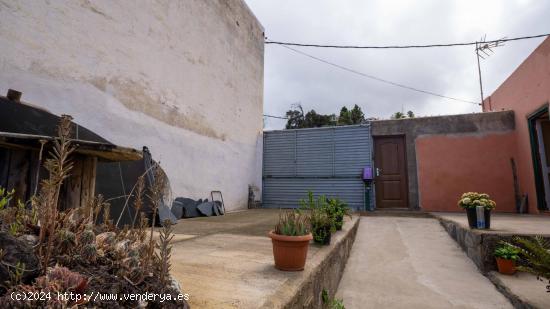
167;209;359;309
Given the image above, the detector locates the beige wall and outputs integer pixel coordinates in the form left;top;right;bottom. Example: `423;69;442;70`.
0;0;264;211
483;37;550;213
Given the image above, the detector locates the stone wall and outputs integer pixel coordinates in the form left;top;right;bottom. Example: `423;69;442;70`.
0;0;264;211
437;216;550;273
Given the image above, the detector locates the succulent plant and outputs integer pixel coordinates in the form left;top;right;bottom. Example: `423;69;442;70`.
95;232;116;249
81;243;98;263
44;266;87;293
56;229;76;252
78;226;95;246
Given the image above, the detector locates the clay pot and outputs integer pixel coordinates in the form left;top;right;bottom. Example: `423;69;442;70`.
269;231;312;271
496;257;516;275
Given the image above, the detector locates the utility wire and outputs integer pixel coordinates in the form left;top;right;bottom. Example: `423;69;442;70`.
263;114;288;119
266;33;550;49
278;44;480;105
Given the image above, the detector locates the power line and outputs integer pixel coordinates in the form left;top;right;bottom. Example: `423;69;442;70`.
278;44;480;105
266;33;550;49
263;114;287;119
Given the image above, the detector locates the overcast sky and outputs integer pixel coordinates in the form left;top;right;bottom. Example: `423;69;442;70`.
244;0;550;129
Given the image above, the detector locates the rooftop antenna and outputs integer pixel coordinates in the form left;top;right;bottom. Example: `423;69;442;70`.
475;35;505;108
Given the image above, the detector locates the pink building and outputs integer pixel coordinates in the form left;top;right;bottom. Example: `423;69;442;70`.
483;37;550;214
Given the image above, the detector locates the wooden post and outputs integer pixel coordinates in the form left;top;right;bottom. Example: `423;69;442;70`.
80;156;97;208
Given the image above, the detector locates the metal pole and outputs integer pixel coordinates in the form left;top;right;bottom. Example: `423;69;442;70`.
476;42;484;109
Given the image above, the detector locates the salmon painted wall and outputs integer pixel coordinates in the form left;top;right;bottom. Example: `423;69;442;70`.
483;37;550;213
416;132;518;212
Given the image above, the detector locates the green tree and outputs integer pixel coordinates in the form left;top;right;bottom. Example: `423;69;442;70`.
304;110;335;128
350;104;365;124
391;111;406;119
337;106;352;125
407;110;415;118
285;104;305;129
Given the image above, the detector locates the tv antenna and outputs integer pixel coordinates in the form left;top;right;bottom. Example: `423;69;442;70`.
475;35;505;107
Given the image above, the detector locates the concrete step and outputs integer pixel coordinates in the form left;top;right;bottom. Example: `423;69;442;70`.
358;209;434;218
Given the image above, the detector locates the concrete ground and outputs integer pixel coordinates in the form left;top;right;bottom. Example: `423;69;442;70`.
488;271;550;308
433;212;550;235
167;209;358;309
336;217;513;309
168;209;283;308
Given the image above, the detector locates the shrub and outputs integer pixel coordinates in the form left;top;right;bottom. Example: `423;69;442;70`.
457;192;496;210
326;198;351;230
310;208;332;244
274;211;310;236
505;236;550;280
494;243;520;261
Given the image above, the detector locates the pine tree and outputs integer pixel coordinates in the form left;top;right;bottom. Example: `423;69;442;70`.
350;104;365;124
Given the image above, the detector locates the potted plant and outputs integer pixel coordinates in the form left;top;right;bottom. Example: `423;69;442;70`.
494;243;520;275
298;191;335;245
327;198;351;231
457;192;496;229
268;211;312;271
311;208;333;245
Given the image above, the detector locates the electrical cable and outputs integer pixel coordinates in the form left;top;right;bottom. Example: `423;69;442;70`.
263;114;288;119
278;44;480;105
265;33;550;49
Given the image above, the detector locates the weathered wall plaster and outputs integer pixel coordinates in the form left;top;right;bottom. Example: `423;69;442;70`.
0;0;264;211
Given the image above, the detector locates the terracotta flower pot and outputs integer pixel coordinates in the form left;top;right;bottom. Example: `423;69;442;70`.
496;257;516;275
269;230;312;271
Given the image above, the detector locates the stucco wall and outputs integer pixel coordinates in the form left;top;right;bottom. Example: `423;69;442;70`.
416;132;518;212
0;0;264;211
371;111;515;210
483;37;550;213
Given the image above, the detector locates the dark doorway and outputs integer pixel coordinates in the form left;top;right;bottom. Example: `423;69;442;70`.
528;106;550;211
374;136;409;209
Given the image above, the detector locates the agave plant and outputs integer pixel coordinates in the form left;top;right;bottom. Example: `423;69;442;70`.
274;211;310;236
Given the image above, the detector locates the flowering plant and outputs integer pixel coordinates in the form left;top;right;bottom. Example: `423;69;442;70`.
457;192;496;210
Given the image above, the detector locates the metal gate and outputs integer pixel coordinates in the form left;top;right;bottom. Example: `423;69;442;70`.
262;124;372;210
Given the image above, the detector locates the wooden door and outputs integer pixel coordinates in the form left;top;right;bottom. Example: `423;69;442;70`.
374;136;408;208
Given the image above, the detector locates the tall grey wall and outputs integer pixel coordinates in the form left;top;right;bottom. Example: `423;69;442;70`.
0;0;264;211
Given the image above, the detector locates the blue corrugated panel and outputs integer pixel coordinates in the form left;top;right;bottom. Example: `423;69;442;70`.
262;124;373;210
262;178;366;210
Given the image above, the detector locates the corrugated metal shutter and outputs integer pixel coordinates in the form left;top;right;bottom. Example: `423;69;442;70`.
334;126;372;177
296;129;334;177
263;130;295;177
263;124;372;210
263;178;366;209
